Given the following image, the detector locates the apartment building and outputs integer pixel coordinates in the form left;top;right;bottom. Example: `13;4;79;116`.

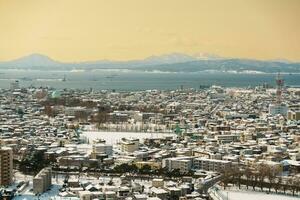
92;143;113;156
0;147;13;186
162;157;193;173
215;134;239;144
33;167;52;194
120;138;139;153
193;158;231;172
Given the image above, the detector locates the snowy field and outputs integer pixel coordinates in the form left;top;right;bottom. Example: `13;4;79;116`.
215;186;300;200
82;131;176;144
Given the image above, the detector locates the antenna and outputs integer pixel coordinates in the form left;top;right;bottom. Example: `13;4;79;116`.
275;72;284;104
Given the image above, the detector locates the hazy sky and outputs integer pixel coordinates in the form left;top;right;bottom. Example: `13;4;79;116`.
0;0;299;62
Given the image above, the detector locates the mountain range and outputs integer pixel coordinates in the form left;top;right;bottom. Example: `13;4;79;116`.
0;53;300;73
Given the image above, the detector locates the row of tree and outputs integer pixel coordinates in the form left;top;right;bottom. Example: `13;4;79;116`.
111;163;194;177
221;163;300;196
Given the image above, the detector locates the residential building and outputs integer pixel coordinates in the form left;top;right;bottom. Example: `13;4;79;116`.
33;167;52;194
0;147;13;186
193;158;232;172
120;138;139;153
162;157;192;173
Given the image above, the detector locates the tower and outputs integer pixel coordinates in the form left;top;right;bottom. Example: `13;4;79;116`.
269;73;288;116
275;72;284;104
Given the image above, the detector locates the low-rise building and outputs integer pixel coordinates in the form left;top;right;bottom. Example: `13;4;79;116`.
163;157;193;173
288;110;300;120
193;158;231;172
120;138;139;153
92;143;113;156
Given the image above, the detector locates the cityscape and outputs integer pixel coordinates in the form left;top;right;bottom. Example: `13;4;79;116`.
1;0;300;200
0;74;299;200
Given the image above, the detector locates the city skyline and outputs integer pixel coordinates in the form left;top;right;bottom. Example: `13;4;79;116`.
0;0;300;62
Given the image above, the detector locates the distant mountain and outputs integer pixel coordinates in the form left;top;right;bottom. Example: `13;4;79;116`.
142;53;198;65
193;52;224;60
137;59;300;73
0;53;299;73
0;53;63;68
0;53;199;69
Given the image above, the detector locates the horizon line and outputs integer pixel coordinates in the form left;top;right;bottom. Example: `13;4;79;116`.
0;52;298;64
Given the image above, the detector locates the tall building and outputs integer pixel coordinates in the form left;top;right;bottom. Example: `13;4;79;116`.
10;80;20;90
0;147;13;186
33;167;52;194
269;104;288;116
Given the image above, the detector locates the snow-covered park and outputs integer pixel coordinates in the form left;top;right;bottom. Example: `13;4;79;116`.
210;185;300;200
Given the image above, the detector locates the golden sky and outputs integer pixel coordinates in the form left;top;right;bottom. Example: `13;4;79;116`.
0;0;299;62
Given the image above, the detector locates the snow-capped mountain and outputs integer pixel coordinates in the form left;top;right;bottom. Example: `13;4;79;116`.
0;53;299;73
0;52;220;68
0;53;63;67
142;53;198;65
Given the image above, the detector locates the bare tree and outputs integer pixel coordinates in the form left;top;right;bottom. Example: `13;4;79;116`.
288;177;299;196
44;105;54;117
282;178;288;194
232;166;242;189
257;163;268;191
222;168;234;189
244;166;253;190
273;176;282;194
266;165;280;193
295;177;300;196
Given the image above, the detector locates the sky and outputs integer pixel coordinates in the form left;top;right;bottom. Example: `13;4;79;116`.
0;0;300;62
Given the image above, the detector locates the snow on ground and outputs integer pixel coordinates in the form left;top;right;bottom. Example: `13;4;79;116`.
13;171;153;200
14;184;61;200
82;131;176;145
217;186;300;200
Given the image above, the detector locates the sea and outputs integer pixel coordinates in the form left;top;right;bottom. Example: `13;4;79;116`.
1;69;300;90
